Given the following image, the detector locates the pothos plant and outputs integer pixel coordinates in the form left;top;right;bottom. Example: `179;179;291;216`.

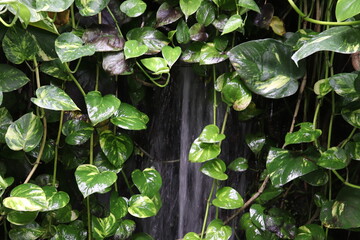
0;0;360;239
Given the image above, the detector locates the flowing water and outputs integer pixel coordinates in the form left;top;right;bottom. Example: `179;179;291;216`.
140;65;251;239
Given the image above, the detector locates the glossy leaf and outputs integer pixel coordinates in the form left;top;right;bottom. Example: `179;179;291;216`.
336;0;360;22
85;91;120;126
42;186;70;211
200;159;228;180
205;219;232;240
51;220;87;240
31;85;80;111
99;131;133;168
222;77;252;111
237;0;260;13
40;60;72;81
92;213;118;239
75;0;110;16
314;78;332;97
256;184;283;204
176;20;190;44
345;140;360;161
7;211;38;225
5;112;43;152
110;192;128;220
181;42;204;63
292;26;360;65
285;122;322;146
342;101;360;128
228;157;248;172
126;27;169;54
329;72;360;102
2;25;38;64
317;147;350;170
0;108;12;143
128;194;157;218
200;43;228;65
266;147;319;187
212;187;244;209
199;125;225;143
250;204;266;230
3;183;47;211
184;232;200;240
156;2;183;27
94;152;122;173
246;133;266;155
111;103;149;130
295;224;325;240
301;169;328;186
132;168;162;197
48;203;79;224
82;25;124;52
102;52;129;75
196;1;216;26
189;139;221;163
62;119;94;145
162;46;181;68
74;164;117;198
55;32;96;63
124;40;148;59
120;0;146;18
228;39;304;98
222;14;244;35
265;208;297;239
180;0;202;19
141;57;169;75
0;64;30;92
114;219;136;239
6;2;31;26
28;139;54;163
132;233;154;240
9;223;45;240
35;0;74;12
189;23;208;42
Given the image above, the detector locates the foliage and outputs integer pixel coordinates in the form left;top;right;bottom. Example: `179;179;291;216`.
0;0;360;239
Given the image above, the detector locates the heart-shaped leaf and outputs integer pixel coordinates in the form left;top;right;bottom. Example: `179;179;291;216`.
212;187;244;209
245;133;266;154
228;157;248;172
7;210;38;225
62;119;94;145
102;52;130;76
189;139;221;163
0;64;30;92
156;2;183;27
200;43;228;65
329;73;360;102
228;39;305;98
92;213;119;239
120;0;146;17
40;60;72;81
126;27;169;54
342;101;360;128
31;85;80;111
200;159;228;180
222;14;244;35
124;40;148;59
285;122;322;146
99;131;133;168
85;91;120;126
317;147;350;170
55;32;96;63
141;57;169;75
35;0;74;12
180;0;202;19
196;1;216;26
94;152;122;173
0;107;12;143
221;77;252;111
114;219;136;239
9;222;45;240
199;125;225;143
28;139;55;163
205;219;232;240
75;164;117;198
238;0;260;13
75;0;110;16
110;103;149;130
42;186;70;211
3;183;47;211
162;46;181;68
51;220;87;240
132;168;162;197
295;224;325;240
110;192;128;220
5;112;43;152
128;194;157;218
184;232;201;240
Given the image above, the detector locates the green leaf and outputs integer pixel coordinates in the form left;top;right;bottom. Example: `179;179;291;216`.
212;187;243;209
110;192;128;220
9;223;45;240
7;211;38;225
156;2;183;27
197;125;225;143
0;108;12;143
132;168;162;197
237;0;260;13
285;122;322;146
114;219;136;239
124;40;149;59
5;112;43;152
111;103;149;130
200;159;228;180
295;224;325;240
99;131;133;168
55;32;96;63
245;133;266;155
184;232;200;240
256;184;283;204
35;0;74;12
336;0;360;22
196;1;216;26
48;204;79;224
250;204;266;230
329;72;360;102
51;220;87;240
2;25;38;64
222;77;252;111
317;147;350;170
42;186;70;211
62;119;94;145
228;157;248;172
265;208;297;239
176;19;190;44
162;46;181;68
131;233;154;240
345;140;360;161
205;219;232;240
320;187;360;229
222;14;244;35
128;194;157;218
40;60;72;81
75;0;110;16
292;26;360;65
94;152;122;173
181;42;204;63
92;213;119;239
228;39;304;98
85;91;120;126
120;0;146;17
180;0;202;19
141;57;169;75
189;23;208;42
74;164;117;198
0;64;30;92
31;85;80;111
189;139;221;163
266;147;319;187
3;183;47;211
199;43;228;65
342;101;360;128
6;2;31;26
126;27;169;54
301;169;329;186
314;78;332;97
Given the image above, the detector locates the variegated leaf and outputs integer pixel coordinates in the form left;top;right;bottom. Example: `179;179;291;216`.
0;64;30;92
110;103;149;130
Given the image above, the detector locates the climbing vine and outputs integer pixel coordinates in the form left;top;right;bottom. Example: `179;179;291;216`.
0;0;360;239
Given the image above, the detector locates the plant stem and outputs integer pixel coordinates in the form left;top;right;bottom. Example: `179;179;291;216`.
106;6;123;38
87;197;92;240
65;63;86;97
213;66;217;126
135;61;170;87
121;170;134;195
339;128;357;148
95;64;99;92
71;4;76;29
52;111;64;187
89;133;94;165
200;180;216;239
332;170;360;190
